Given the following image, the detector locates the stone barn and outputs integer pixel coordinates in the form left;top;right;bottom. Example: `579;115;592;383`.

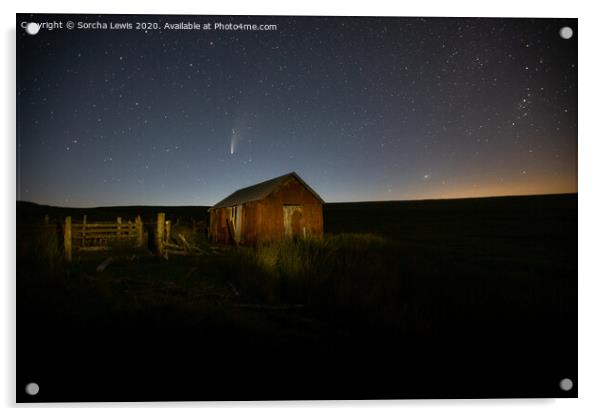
208;172;324;245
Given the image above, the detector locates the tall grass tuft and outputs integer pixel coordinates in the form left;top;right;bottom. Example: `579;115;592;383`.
29;225;64;274
232;234;410;331
17;223;68;307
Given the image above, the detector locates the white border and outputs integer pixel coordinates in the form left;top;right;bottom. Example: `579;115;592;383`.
3;0;601;414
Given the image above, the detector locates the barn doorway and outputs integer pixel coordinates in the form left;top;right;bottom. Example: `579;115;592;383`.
283;205;304;238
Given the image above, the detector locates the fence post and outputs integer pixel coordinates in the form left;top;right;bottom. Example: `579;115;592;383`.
117;217;122;239
164;220;171;260
156;213;165;256
135;216;143;247
82;215;87;247
64;216;72;263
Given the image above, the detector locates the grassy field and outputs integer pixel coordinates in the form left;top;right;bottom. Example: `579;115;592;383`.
16;194;577;400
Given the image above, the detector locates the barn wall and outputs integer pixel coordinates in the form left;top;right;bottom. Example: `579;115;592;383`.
208;208;231;244
251;177;323;244
242;202;259;244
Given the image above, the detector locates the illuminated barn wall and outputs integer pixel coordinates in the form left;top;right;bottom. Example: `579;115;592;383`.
208;172;324;245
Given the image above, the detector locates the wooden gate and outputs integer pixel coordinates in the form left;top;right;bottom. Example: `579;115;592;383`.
64;215;144;262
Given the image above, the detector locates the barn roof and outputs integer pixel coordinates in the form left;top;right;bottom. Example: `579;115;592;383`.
209;172;324;210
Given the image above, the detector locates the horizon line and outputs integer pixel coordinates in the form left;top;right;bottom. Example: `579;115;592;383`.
16;191;578;210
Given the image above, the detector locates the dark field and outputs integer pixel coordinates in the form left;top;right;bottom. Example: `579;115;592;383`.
16;194;577;401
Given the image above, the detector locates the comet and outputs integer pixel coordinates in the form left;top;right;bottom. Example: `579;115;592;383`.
230;128;238;155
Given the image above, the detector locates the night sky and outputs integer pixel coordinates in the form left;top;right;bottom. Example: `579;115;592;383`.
17;15;577;207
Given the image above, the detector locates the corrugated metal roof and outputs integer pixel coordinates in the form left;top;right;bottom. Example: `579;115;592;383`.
209;172;324;210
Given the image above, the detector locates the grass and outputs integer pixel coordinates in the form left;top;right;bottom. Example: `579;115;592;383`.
16;194;577;340
226;234;408;330
15;195;578;400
